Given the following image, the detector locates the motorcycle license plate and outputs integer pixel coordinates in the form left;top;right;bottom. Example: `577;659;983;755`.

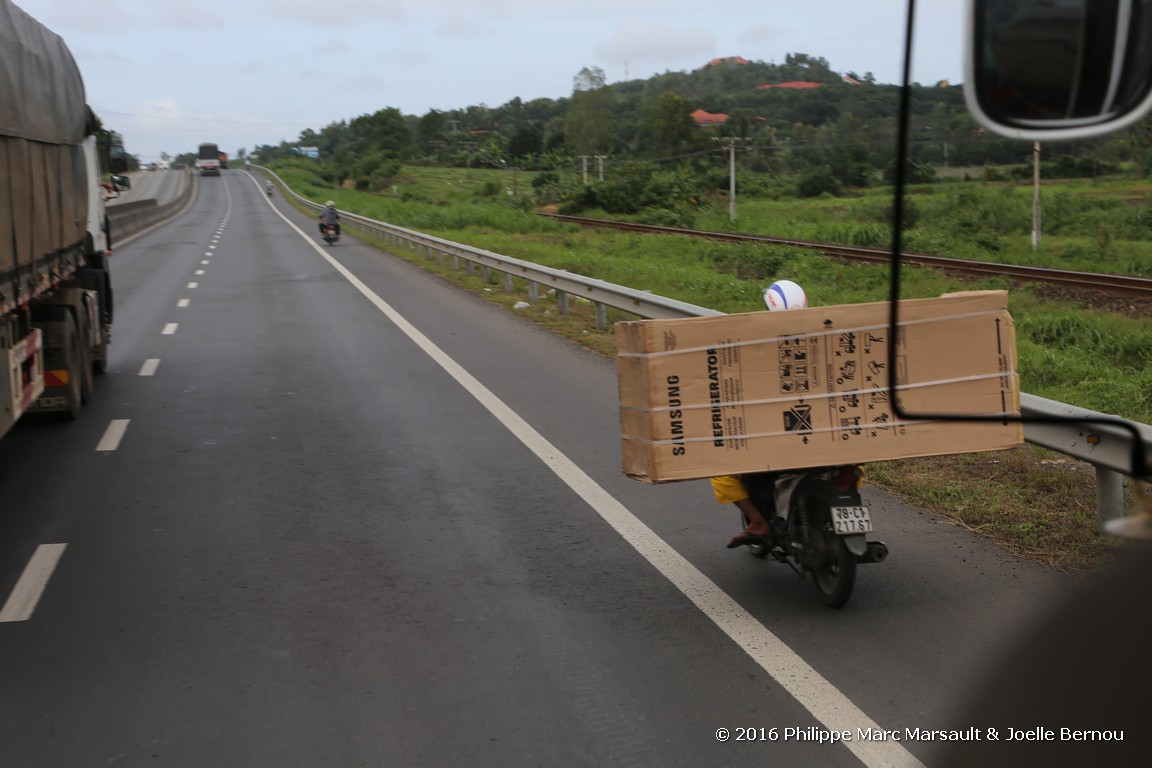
832;506;872;534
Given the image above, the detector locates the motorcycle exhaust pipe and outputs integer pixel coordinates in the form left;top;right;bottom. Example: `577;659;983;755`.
856;541;889;564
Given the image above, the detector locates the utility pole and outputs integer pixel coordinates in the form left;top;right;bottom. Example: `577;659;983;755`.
714;137;750;221
1032;141;1041;251
461;140;478;178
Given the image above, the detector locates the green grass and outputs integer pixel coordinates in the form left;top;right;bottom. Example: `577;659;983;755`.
863;446;1127;573
693;179;1152;277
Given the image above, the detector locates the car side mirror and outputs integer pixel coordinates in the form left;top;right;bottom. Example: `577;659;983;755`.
965;0;1152;140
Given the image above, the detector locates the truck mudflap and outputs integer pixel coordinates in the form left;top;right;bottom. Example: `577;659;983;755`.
1;328;45;432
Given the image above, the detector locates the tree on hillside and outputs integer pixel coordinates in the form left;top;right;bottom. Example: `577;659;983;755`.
824;112;877;187
323;107;410;188
787;122;825;174
418;109;447;153
566;66;615;156
780;52;838;83
508;124;543;158
638;91;700;160
348;108;410;157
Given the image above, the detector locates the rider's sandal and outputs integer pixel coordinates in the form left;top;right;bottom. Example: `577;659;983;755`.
726;531;766;549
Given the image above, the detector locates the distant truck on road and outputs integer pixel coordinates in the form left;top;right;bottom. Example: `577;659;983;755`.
197;142;220;175
1;0;122;436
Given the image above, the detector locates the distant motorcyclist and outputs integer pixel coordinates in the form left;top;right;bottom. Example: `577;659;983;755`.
318;201;340;236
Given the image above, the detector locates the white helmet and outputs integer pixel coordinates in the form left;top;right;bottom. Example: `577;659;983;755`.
764;280;808;311
325;200;336;208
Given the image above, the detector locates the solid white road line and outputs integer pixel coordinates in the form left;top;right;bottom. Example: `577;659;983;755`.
264;193;925;768
0;544;68;622
96;419;131;452
139;359;161;376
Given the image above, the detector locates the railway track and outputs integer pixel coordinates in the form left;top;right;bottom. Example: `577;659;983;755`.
543;213;1152;299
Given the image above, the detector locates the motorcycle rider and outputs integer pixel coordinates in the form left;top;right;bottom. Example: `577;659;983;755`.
318;201;341;237
713;279;808;549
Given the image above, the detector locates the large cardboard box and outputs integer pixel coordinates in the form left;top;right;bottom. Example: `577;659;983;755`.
616;291;1022;483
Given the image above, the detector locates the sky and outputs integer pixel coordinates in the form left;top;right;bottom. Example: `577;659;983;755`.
12;0;968;163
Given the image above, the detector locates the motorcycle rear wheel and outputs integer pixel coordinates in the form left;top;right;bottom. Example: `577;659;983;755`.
804;497;857;608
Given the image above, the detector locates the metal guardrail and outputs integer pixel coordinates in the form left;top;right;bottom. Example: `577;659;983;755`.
260;167;1151;522
1020;394;1152;522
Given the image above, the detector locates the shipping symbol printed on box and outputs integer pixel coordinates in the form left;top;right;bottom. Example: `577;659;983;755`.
615;291;1023;484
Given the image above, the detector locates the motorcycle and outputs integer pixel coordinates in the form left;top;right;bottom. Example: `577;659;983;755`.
736;466;887;608
266;183;274;196
320;222;340;245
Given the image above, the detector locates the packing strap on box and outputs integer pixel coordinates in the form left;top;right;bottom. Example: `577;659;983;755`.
615;309;1012;360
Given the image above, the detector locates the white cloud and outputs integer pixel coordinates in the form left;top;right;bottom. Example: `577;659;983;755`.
434;19;493;40
596;22;716;67
70;47;133;66
298;67;329;82
137;97;183;120
390;49;430;67
150;4;226;29
313;39;351;56
348;73;389;90
16;0;136;33
739;23;785;45
254;0;408;25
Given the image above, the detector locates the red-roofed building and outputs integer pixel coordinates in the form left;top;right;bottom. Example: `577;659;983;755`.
708;56;750;66
756;81;823;90
690;109;729;126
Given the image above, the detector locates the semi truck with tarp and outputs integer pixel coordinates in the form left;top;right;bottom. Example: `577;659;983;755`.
1;0;122;437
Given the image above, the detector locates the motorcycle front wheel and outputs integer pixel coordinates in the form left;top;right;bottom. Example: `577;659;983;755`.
803;497;857;608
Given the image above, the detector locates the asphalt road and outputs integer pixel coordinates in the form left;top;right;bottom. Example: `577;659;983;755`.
0;169;1139;766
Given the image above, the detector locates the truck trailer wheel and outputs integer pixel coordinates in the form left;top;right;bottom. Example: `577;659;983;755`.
31;306;84;420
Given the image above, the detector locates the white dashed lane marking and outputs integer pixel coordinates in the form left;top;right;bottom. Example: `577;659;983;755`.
0;544;68;622
95;419;131;452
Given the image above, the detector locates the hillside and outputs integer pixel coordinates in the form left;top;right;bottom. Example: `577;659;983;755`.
251;51;1146;201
